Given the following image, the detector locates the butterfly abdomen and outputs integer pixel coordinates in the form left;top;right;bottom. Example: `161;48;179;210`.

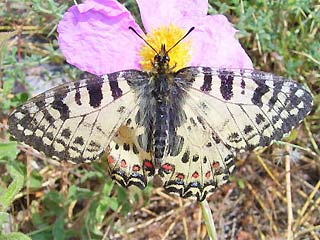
152;74;170;167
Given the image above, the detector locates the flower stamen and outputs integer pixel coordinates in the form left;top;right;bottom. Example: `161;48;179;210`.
139;25;192;71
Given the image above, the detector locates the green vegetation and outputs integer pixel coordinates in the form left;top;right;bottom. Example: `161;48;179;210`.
1;0;319;239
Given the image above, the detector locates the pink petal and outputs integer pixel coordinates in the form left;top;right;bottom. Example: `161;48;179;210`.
182;15;253;69
57;0;143;75
137;0;208;32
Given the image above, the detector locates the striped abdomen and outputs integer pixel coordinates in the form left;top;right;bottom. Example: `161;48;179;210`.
152;74;170;167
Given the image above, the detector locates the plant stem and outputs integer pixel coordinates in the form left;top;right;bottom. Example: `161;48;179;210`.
200;200;218;240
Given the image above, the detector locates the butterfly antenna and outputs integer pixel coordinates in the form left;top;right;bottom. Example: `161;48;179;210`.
129;26;158;54
166;27;195;53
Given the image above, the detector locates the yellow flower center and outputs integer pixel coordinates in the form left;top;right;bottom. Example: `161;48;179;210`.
139;25;192;71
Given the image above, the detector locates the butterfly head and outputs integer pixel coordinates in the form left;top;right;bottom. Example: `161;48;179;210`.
129;26;195;73
153;44;171;72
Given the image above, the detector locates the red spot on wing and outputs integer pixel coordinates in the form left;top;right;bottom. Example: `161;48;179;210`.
205;171;211;179
132;164;141;171
143;160;155;175
162;163;173;171
143;160;154;169
213;162;220;168
107;155;115;164
176;173;185;179
192;171;199;178
121;159;127;168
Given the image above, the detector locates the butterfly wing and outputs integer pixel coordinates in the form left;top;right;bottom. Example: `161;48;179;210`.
157;67;313;201
158;102;235;201
8;66;313;200
107;106;154;189
176;67;313;152
8;71;149;163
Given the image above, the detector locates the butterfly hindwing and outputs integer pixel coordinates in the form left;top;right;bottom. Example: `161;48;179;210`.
157;102;235;201
107;107;154;189
8;71;148;163
176;67;313;152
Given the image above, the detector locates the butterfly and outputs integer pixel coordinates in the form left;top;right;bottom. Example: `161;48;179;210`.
8;28;313;201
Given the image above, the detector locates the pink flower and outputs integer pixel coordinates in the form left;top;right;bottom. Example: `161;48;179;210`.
57;0;253;76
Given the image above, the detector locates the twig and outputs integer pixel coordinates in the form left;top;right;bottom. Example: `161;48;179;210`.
304;119;320;155
162;220;177;240
295;225;320;238
275;141;319;160
256;154;281;187
179;198;189;240
196;203;202;240
293;180;320;231
246;181;279;234
292;50;320;65
285;145;293;240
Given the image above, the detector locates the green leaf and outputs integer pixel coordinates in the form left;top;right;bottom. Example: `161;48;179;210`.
0;232;31;240
52;216;65;240
67;185;94;201
95;198;108;224
237;179;246;189
0;142;18;161
107;197;119;212
102;180;114;196
41;191;65;216
284;128;299;142
30;212;47;229
29;229;52;240
116;186;128;202
0;164;24;211
29;171;43;189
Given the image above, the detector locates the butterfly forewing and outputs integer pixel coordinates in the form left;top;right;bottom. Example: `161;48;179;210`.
8;71;147;163
176;67;313;152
